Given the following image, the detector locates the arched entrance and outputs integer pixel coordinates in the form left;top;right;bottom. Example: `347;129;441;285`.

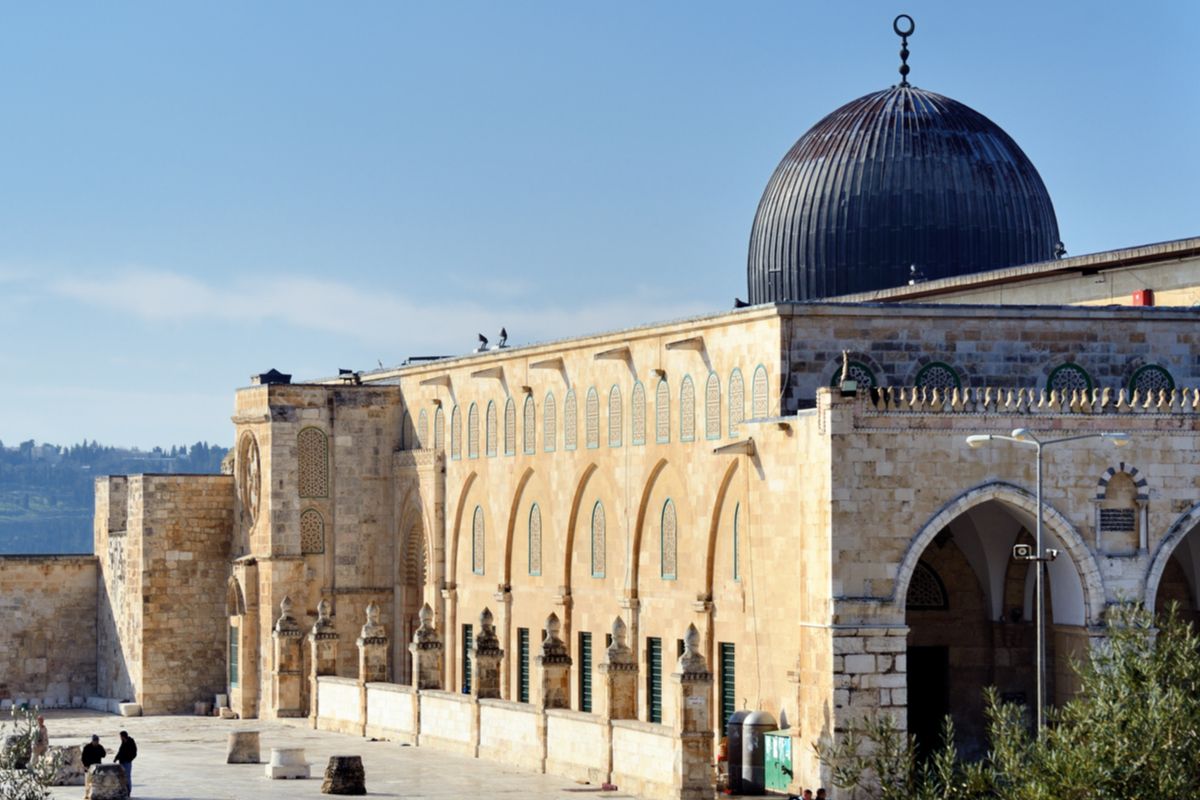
394;514;429;685
1147;508;1200;629
898;485;1101;758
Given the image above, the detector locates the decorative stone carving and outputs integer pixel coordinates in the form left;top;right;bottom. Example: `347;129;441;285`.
321;755;366;795
309;599;340;723
409;603;443;690
470;607;504;699
598;616;637;720
274;597;305;716
672;623;714;800
297;427;329;497
274;596;302;636
311;599;336;638
358;602;386;642
357;602;388;684
537;612;572;709
676;623;708;675
300;509;325;554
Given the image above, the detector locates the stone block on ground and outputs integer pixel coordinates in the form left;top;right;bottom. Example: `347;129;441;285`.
84;763;129;799
219;707;237;719
266;747;310;779
46;744;86;785
226;730;260;763
118;703;142;717
321;755;365;795
195;701;213;716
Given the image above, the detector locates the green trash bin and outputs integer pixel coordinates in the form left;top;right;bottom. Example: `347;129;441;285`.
764;730;793;792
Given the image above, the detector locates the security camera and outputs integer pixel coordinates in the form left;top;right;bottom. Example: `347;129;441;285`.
1013;543;1034;560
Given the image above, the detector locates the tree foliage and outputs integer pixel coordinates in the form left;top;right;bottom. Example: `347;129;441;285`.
0;707;60;800
818;604;1200;800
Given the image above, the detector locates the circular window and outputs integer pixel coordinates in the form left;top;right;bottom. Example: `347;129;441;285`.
829;360;878;389
914;362;961;391
1046;363;1093;393
238;434;261;524
1129;364;1174;394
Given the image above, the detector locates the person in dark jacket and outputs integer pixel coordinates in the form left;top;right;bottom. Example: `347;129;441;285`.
113;730;137;789
81;734;106;769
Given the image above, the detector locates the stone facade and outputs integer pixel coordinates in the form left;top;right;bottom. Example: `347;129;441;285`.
0;555;97;702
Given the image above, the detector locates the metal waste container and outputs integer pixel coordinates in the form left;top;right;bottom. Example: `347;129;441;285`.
725;710;750;794
741;710;777;795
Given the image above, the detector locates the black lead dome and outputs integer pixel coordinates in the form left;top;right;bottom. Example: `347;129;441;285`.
746;85;1061;302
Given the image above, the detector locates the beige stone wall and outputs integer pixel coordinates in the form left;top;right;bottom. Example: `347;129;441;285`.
0;555;98;701
478;700;543;771
95;474;234;713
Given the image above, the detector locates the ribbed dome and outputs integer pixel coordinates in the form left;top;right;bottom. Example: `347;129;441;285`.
747;86;1060;302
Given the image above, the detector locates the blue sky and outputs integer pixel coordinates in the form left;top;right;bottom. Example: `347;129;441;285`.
1;1;1196;448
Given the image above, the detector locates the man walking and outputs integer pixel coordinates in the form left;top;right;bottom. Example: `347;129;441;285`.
32;716;49;761
114;730;137;790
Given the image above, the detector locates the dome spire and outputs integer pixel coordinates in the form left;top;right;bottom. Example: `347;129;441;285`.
894;14;915;87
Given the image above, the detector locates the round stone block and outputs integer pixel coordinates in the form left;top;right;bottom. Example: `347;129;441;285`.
265;747;310;779
226;730;261;764
84;763;129;800
47;744;86;785
321;755;366;795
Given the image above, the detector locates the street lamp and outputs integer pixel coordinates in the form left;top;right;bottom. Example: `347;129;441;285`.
965;428;1130;734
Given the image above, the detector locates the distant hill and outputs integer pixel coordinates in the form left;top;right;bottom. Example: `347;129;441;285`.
0;440;227;555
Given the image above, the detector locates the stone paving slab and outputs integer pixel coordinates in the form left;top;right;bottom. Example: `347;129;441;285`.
35;710;638;800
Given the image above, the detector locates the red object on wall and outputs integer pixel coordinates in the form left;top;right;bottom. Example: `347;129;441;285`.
1132;289;1154;306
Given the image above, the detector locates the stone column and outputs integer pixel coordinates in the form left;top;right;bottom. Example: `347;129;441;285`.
357;602;388;736
536;613;572;709
470;608;504;700
409;603;444;690
271;596;305;718
307;599;339;728
672;624;714;800
597;616;637;719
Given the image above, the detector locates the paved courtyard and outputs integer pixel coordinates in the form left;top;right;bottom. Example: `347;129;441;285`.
36;710;637;800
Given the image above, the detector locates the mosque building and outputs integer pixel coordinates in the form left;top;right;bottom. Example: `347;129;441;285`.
7;16;1200;799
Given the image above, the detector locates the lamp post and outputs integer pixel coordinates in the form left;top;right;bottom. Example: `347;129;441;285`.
965;427;1130;734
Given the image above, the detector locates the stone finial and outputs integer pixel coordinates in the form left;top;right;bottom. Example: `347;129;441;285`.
359;602;386;641
475;607;501;654
604;616;634;667
274;595;301;635
480;606;495;632
411;603;440;648
676;623;708;674
539;612;570;663
310;598;337;638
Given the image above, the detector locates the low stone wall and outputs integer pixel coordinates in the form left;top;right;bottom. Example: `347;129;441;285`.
0;555;98;702
611;720;676;800
364;682;415;742
546;709;609;783
417;691;474;754
315;677;361;735
478;699;542;771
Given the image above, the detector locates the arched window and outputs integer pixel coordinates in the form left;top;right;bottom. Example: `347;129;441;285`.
450;406;462;460
608;385;622;448
655;378;670;444
906;561;948;610
661;499;677;580
297;427;329;498
434;406;445;451
1097;468;1145;556
1046;362;1093;393
751;366;769;420
523;395;536;454
468;403;480;459
486;401;498;457
631;382;646;445
504;398;516;456
586;388;600;449
590;501;606;578
564;390;578;451
528;503;543;576
915;361;961;391
300;509;325;554
732;503;741;581
705;372;721;441
401;410;413;449
1130;364;1175;395
543;392;557;453
472;506;485;575
728;369;745;437
680;376;696;442
829;361;878;389
417;409;429;449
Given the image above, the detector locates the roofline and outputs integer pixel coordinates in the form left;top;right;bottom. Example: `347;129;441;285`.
830;236;1200;303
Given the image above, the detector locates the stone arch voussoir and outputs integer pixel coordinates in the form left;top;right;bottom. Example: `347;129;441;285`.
1145;501;1200;612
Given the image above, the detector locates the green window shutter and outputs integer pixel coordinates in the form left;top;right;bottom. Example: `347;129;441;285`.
518;628;530;703
647;637;662;723
579;632;593;713
229;623;239;688
462;624;473;694
720;643;736;731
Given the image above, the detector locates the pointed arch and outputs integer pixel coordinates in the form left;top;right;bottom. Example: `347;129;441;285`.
543;391;557;453
502;467;536;585
591;500;607;578
680;375;696;442
894;481;1105;626
472;505;486;575
655;378;670;444
448;471;479;585
523;394;536;454
660;499;678;580
486;401;498;457
630;458;671;593
631;381;647;446
608;385;623;447
585;387;600;449
751;365;769;419
1146;502;1200;612
417;409;429;449
705;372;721;440
226;576;247;616
504;397;516;456
450;405;462;460
468;403;480;459
434;406;445;451
561;463;599;592
728;368;745;437
564;389;578;451
704;459;741;596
